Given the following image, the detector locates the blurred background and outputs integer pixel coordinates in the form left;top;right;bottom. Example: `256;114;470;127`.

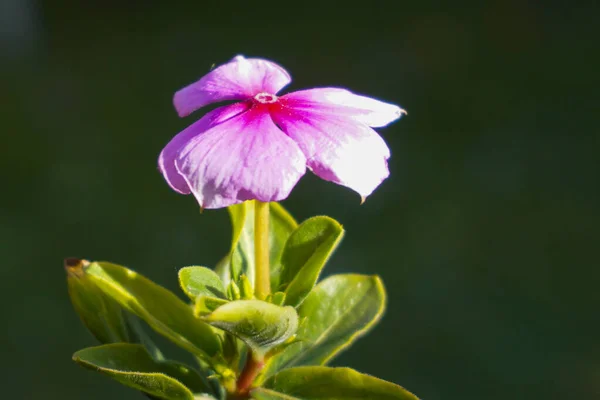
1;1;598;399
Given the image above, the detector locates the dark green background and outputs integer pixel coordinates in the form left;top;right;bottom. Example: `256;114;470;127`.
2;1;598;399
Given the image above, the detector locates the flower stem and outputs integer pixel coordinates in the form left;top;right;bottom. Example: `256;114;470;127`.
254;200;271;300
236;352;265;396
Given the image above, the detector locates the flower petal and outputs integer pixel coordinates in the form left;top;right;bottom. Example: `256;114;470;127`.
280;88;405;128
158;102;251;194
173;55;292;117
271;109;390;199
174;108;306;209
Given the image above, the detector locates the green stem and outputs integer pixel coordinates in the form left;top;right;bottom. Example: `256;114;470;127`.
254;200;271;300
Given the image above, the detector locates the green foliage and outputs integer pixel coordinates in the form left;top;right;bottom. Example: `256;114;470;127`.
66;258;165;359
202;300;298;357
249;388;298;400
194;296;229;316
226;201;297;289
227;280;241;300
66;259;132;343
239;275;253;299
67;202;418;399
83;261;222;361
278;216;344;307
254;366;419;400
270;292;286;306
266;203;300;288
179;266;226;300
125;314;165;361
73;343;215;400
261;274;385;380
214;255;232;289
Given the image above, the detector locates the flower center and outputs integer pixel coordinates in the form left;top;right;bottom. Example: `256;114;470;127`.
254;92;278;104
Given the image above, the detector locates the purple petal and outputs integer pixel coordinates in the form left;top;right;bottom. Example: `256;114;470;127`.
158;102;251;195
173;55;292;117
281;88;405;128
272;109;391;199
174;108;306;209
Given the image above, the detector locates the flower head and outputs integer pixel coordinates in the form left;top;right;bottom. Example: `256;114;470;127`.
159;55;405;209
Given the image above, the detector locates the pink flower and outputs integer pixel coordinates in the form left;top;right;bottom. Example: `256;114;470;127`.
159;55;405;209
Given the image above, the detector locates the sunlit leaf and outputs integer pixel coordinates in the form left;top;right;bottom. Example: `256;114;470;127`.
83;261;221;361
251;388;299;399
202;300;298;357
66;258;164;360
226;201;297;289
194;296;229;316
65;258;131;344
261;274;385;380
256;366;418;400
73;343;214;400
279;217;344;307
178;266;226;301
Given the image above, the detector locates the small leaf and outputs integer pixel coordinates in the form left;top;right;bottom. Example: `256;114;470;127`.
257;366;419;400
178;267;226;301
279;217;344;307
84;261;221;361
261;274;385;380
194;296;229;316
227;201;297;289
227;280;241;300
202;300;298;357
239;275;253;299
270;292;286;306
73;343;214;400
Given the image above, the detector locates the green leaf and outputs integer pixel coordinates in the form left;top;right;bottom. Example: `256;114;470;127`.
178;267;226;301
267;202;299;288
194;296;229;316
251;388;300;399
239;274;253;299
227;280;241;300
66;258;165;360
261;274;385;380
202;300;298;357
73;343;214;400
83;261;221;361
270;292;286;306
66;258;131;344
125;313;165;361
213;255;231;288
257;366;419;400
227;202;249;284
279;217;344;307
227;201;297;289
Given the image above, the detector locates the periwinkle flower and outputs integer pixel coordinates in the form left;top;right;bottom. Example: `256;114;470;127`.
159;55;405;209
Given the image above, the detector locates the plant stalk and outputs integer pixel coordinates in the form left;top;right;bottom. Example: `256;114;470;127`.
236;352;265;396
254;200;270;300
